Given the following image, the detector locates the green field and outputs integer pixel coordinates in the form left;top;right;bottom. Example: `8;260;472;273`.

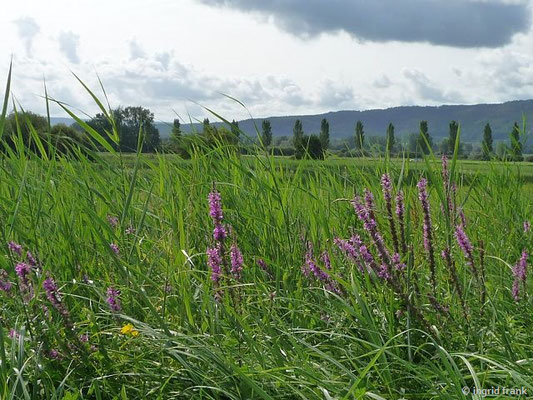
1;141;532;398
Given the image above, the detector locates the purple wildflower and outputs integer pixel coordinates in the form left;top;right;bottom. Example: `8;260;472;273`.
0;269;12;293
125;225;135;235
213;224;227;241
15;262;33;302
8;241;22;257
8;329;18;339
524;221;531;233
417;178;437;292
256;258;273;279
512;250;528;301
107;215;119;228
392;253;406;271
321;251;332;270
334;238;362;271
207;246;223;284
256;258;267;271
43;276;70;321
110;243;119;255
353;195;391;267
48;349;60;360
26;251;37;267
455;225;478;277
106;287;121;312
230;244;244;280
378;264;391;280
15;262;31;279
208;189;224;224
80;334;89;343
303;242;341;294
381;174;400;254
458;208;467;228
351;234;379;274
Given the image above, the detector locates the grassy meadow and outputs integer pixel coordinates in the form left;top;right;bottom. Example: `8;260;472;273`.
0;77;532;399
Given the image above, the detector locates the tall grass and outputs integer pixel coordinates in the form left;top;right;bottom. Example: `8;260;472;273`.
0;69;531;399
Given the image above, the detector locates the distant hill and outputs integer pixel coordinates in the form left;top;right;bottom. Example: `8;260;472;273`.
52;99;533;142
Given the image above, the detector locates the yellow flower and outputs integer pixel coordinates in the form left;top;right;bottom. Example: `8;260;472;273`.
120;323;139;337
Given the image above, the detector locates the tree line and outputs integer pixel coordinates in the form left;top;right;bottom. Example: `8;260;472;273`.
1;106;529;161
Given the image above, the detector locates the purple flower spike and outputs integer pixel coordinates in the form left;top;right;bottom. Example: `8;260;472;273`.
392;253;406;271
207;246;223;284
106;287;121;312
381;173;399;254
26;251;37;267
378;264;391;280
230;244;244;280
110;243;120;255
512;250;528;301
353;195;391;267
208;189;224;224
8;241;22;257
381;174;393;203
321;251;332;270
107;215;119;228
213;224;227;241
256;258;273;279
524;221;531;233
15;262;31;279
0;269;12;293
43;276;70;320
417;178;437;291
15;262;33;302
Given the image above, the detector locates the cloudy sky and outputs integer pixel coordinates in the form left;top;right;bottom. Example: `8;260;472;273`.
1;0;532;122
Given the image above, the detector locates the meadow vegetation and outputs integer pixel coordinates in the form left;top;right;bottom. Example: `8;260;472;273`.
0;67;532;399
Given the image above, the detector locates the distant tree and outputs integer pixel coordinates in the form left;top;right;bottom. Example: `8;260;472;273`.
510;122;522;159
2;111;48;152
305;134;324;160
355;120;364;150
261;120;272;147
386;122;395;155
293;119;305;159
319;118;329;151
417;120;432;155
482;123;493;160
202;118;210;134
231;120;240;138
448;121;459;155
87;106;160;152
171;119;181;137
170;119;181;145
121;106;160;152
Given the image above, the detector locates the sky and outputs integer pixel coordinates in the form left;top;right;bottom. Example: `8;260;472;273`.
1;0;533;123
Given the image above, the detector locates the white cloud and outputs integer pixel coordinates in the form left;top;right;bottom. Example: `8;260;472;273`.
13;17;40;57
58;31;80;64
